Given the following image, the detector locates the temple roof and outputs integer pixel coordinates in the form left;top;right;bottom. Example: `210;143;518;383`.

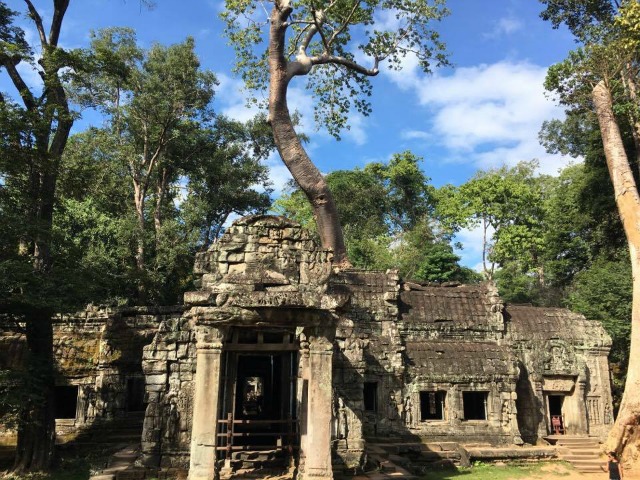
399;283;498;328
404;340;517;380
505;304;611;347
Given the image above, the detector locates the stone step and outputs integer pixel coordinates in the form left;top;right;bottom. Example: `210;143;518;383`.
560;449;600;458
549;435;603;473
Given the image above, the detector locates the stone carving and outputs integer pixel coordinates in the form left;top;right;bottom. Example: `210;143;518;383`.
542;377;575;393
337;398;349;439
587;397;601;425
543;341;576;373
165;393;179;441
604;402;612;424
501;399;511;428
388;393;399;421
404;396;413;428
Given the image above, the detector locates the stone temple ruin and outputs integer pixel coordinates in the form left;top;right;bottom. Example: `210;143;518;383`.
0;215;614;479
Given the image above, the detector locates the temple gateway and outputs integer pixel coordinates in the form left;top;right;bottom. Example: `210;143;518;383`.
0;215;614;479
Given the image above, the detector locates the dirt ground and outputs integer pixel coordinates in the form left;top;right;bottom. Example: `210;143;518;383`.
531;463;640;479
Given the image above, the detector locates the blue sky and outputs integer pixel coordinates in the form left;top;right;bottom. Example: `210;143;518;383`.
2;0;579;269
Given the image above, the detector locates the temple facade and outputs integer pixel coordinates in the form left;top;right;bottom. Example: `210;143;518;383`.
0;215;613;480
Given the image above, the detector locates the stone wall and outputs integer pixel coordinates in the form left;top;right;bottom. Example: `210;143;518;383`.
0;306;183;437
0;215;617;479
141;316;196;468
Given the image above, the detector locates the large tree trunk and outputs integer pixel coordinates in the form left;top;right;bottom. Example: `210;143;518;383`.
4;1;71;472
133;180;146;271
593;80;640;461
13;310;56;473
267;1;349;265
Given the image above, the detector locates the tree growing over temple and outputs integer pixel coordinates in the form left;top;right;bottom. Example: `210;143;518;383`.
222;0;449;264
540;0;640;460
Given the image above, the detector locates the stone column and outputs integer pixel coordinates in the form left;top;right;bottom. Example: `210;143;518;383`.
301;329;334;480
189;325;225;480
574;374;589;435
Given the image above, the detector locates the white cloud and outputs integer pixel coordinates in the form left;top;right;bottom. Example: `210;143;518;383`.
385;59;574;175
374;8;402;31
344;113;367;146
401;130;431;141
217;74;263;122
485;16;524;38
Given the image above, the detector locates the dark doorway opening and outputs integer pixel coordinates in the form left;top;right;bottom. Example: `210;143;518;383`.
219;348;298;454
462;391;488;420
548;395;565;434
54;385;79;419
126;377;146;412
420;391;446;421
363;382;378;412
234;354;284;422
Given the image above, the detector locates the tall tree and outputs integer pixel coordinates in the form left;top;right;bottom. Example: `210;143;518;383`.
222;0;449;264
73;29;218;299
0;0;77;472
541;0;640;458
437;161;545;281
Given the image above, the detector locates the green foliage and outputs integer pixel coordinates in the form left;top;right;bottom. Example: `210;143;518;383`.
0;2;30;60
274;152;477;283
57;30;275;304
539;0;616;41
437;161;545;279
568;254;632;364
568;254;631;409
221;0;449;137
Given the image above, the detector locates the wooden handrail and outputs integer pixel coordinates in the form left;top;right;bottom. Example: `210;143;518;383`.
217;418;299;425
215;445;301;452
217;432;294;437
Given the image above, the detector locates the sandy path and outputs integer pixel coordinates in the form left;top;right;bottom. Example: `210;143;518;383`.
523;463;640;479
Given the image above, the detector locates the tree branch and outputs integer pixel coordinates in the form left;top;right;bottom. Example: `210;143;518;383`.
23;0;47;47
49;0;70;46
327;0;359;48
3;61;37;111
310;54;379;76
308;8;330;52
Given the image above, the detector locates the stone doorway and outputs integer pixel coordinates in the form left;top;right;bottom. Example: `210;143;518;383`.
547;394;565;434
217;329;299;469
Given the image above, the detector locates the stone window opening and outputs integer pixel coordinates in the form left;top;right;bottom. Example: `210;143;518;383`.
363;382;378;412
419;391;446;421
462;391;488;421
126;376;146;412
54;385;79;420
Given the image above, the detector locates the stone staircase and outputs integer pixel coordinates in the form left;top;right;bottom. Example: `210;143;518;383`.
547;435;603;473
364;441;463;477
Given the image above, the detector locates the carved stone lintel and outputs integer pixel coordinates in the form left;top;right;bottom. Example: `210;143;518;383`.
195;325;227;351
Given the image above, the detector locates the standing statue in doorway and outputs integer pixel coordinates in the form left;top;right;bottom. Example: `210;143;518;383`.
389;393;399;420
337;398;349;439
404;396;413;428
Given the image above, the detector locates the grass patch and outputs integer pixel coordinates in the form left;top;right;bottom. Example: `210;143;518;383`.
421;461;573;480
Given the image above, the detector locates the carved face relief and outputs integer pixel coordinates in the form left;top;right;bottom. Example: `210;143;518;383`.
543;340;576;374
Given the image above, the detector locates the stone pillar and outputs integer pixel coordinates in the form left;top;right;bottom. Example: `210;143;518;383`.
188;325;225;480
301;329;334;480
573;374;589;435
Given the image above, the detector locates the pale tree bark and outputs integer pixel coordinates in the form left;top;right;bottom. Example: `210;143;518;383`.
593;80;640;461
267;0;353;266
